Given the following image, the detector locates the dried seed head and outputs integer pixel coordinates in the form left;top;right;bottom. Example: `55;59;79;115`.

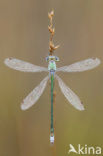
52;28;55;35
48;13;51;19
54;45;60;50
50;10;54;17
48;26;53;33
48;10;54;19
48;10;59;54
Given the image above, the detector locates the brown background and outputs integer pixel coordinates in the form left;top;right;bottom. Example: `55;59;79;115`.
0;0;103;156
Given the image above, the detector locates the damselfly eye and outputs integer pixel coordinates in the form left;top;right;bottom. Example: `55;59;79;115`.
55;56;59;61
46;57;49;61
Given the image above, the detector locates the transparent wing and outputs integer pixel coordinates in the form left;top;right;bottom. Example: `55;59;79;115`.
21;76;49;110
57;58;101;72
4;58;48;72
56;75;84;111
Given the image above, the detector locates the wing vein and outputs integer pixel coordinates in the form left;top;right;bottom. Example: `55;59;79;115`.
21;76;49;110
57;58;101;72
4;58;48;72
56;75;84;111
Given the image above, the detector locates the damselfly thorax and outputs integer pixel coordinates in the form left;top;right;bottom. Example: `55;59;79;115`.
46;55;59;71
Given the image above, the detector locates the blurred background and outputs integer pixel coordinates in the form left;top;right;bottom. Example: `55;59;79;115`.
0;0;103;156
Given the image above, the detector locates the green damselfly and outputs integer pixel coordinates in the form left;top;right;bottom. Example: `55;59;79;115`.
4;10;101;144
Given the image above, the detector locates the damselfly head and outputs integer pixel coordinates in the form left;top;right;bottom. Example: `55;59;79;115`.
46;56;59;62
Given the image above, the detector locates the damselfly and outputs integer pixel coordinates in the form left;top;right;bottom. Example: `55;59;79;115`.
4;10;101;144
